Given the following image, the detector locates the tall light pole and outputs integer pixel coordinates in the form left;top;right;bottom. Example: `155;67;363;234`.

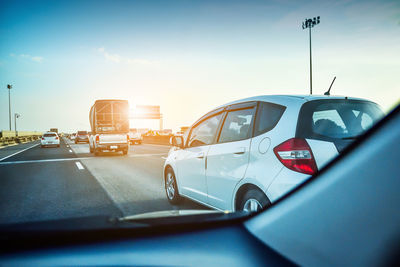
14;113;20;136
302;16;320;95
7;84;12;130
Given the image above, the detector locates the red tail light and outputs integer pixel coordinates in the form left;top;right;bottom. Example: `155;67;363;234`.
127;135;130;142
95;135;99;143
41;137;44;140
55;136;59;139
273;138;317;175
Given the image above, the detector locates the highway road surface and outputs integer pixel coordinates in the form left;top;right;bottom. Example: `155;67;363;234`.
0;138;207;225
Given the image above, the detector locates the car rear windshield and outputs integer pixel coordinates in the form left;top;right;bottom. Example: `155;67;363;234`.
78;131;87;135
43;133;56;137
296;99;384;141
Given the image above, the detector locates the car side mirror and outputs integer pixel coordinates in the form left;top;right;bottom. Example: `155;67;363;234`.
170;136;184;148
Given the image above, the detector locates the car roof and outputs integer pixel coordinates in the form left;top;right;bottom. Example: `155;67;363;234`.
44;132;57;134
216;94;377;109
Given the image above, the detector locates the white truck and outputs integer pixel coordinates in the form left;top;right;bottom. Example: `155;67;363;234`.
89;99;130;156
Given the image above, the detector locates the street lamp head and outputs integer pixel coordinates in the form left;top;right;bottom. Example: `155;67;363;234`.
7;84;12;89
302;16;321;29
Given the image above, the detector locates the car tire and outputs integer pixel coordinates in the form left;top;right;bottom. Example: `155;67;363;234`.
89;146;94;153
94;150;99;156
238;188;270;213
57;144;60;147
122;149;128;155
165;168;182;205
41;145;44;148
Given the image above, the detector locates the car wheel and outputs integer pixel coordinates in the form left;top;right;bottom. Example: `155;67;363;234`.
57;144;60;147
239;188;270;213
94;150;99;156
89;146;94;153
122;149;128;155
165;168;182;204
41;145;44;148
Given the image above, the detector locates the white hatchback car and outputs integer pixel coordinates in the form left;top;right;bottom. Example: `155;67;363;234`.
41;132;60;148
164;95;384;212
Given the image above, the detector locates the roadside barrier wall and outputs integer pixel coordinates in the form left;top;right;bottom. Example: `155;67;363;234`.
0;130;43;147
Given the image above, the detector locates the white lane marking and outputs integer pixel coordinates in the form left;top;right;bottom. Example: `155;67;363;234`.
0;143;39;162
69;149;72;153
0;157;91;165
75;162;84;170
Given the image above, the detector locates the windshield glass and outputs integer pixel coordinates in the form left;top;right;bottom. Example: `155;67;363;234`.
0;0;398;229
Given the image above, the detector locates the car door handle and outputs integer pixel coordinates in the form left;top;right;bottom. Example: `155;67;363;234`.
196;152;205;159
233;147;246;155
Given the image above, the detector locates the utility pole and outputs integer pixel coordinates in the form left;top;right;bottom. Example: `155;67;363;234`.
302;16;320;95
7;84;12;130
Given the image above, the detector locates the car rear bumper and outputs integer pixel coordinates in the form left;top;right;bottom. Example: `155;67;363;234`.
96;143;128;151
267;167;310;202
41;141;60;146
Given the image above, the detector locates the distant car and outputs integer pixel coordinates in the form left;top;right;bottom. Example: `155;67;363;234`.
75;131;89;144
128;128;142;145
165;95;384;212
41;132;60;148
70;133;76;141
174;131;184;136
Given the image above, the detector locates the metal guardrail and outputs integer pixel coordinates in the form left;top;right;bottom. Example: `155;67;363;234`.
0;131;43;147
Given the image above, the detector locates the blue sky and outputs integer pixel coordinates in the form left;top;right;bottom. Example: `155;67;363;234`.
0;0;399;132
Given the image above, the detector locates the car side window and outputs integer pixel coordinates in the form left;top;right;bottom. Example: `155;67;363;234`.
218;108;255;143
187;113;223;147
254;102;286;136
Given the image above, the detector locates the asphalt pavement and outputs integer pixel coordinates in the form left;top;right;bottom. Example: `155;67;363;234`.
0;138;207;225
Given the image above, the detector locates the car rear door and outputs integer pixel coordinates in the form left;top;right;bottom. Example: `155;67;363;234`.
206;102;257;210
176;112;224;204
